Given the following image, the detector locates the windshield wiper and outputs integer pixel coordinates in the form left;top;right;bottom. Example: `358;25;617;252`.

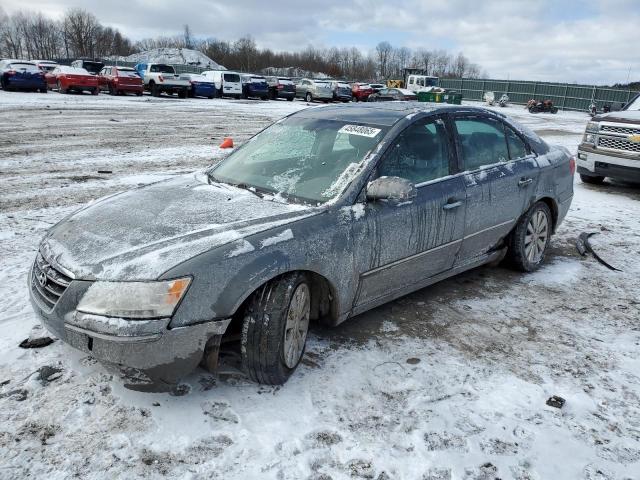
233;183;265;198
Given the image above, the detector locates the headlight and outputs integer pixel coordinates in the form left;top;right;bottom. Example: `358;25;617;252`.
77;278;191;319
584;133;596;145
585;121;599;133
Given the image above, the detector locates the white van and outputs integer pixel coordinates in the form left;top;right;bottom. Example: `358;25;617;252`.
201;70;242;98
406;75;439;93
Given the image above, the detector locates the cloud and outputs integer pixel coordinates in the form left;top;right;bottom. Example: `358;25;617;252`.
3;0;639;84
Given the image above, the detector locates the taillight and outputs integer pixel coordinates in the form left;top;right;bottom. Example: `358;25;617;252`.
569;156;576;175
6;70;16;75
277;84;283;89
158;75;164;82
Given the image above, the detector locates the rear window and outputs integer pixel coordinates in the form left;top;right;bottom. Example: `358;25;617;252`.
150;64;175;74
278;78;293;84
9;63;40;73
316;81;330;87
337;83;350;89
224;73;240;82
250;76;266;83
118;70;140;78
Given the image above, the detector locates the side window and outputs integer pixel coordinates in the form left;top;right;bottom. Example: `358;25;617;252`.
377;118;451;184
454;117;509;170
504;125;529;160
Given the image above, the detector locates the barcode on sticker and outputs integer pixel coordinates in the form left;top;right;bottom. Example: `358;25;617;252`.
339;124;382;138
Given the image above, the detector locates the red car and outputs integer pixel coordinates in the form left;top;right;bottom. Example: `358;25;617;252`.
47;66;99;95
98;66;143;96
351;82;374;102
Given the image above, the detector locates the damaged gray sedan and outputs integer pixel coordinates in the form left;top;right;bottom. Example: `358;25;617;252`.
29;103;574;391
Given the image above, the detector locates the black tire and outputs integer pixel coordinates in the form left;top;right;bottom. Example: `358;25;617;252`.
150;82;160;97
136;91;143;96
241;272;311;385
0;78;5;90
92;88;99;95
57;80;67;94
179;88;188;99
39;87;47;93
261;96;269;101
287;96;293;102
551;107;558;114
108;84;116;95
580;173;605;185
305;92;312;102
506;202;553;272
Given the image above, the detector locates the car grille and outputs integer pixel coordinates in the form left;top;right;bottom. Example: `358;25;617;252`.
30;252;72;311
599;124;640;136
598;136;640;154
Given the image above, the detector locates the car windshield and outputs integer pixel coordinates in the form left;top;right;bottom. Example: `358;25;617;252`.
625;96;640;111
209;117;389;204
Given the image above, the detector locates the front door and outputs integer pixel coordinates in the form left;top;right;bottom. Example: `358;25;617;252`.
352;116;466;310
452;114;540;263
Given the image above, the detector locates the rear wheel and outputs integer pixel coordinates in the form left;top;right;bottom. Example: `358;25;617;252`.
506;202;552;272
580;173;605;185
305;92;312;102
57;80;67;94
92;88;99;95
150;82;160;97
287;96;293;102
108;84;116;95
241;272;311;384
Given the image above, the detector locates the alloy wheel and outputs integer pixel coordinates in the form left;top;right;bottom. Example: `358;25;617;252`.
524;210;549;263
283;283;310;368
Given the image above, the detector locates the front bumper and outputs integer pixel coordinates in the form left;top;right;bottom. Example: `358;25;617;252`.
577;146;640;182
28;267;230;391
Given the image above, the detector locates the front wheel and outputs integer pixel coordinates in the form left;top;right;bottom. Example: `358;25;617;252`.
305;92;312;103
287;96;293;102
580;173;605;185
241;272;311;385
506;202;552;272
92;88;99;95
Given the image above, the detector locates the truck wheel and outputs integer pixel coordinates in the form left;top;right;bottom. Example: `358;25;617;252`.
305;92;312;102
580;173;605;185
287;97;293;102
150;82;160;97
506;202;552;272
241;272;311;385
179;88;188;99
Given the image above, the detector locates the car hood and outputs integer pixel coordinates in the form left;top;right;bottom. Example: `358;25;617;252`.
594;110;640;124
42;172;316;281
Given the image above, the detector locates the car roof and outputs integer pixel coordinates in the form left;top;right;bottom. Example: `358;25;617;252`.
293;102;506;127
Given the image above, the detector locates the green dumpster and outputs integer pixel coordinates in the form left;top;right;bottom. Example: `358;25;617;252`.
417;91;462;104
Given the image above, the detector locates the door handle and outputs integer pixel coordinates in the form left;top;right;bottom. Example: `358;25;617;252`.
443;199;463;210
518;177;533;187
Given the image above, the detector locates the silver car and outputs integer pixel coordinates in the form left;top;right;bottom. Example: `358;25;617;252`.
29;103;574;392
295;78;333;102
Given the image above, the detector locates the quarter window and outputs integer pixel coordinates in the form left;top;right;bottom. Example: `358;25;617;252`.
454;118;509;170
505;126;529;160
377;118;451;184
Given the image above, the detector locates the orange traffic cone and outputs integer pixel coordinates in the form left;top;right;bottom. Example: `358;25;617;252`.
219;137;234;149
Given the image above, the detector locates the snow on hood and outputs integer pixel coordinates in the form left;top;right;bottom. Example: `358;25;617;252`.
594;110;640;123
42;173;314;281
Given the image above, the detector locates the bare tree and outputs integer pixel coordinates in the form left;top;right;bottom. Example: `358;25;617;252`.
375;41;393;78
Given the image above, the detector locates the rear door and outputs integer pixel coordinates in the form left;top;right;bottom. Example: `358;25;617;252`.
353;115;465;309
452;114;539;263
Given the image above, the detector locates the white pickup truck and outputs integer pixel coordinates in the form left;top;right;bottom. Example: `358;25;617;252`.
134;63;191;98
577;94;640;185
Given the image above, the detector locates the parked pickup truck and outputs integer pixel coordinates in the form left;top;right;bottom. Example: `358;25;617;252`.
577;100;640;185
134;63;191;98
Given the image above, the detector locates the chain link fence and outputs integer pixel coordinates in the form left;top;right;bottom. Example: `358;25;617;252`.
439;78;639;112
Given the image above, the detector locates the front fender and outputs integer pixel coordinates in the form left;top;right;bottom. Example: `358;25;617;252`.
164;209;357;328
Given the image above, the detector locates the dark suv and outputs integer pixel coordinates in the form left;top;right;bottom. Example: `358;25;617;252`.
241;75;269;100
266;76;296;101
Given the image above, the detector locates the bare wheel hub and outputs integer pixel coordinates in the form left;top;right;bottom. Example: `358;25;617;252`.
283;283;310;368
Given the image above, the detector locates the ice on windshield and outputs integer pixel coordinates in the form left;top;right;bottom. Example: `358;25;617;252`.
210;118;388;204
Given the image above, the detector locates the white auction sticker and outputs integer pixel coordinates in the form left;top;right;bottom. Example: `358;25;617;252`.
339;124;382;138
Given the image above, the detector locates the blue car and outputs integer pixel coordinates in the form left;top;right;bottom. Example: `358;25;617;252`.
241;74;269;100
183;74;216;99
0;60;47;93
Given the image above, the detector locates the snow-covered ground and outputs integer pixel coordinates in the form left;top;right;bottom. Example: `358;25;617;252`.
1;93;639;480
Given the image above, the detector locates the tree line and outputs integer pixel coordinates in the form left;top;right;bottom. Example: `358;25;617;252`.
0;7;485;81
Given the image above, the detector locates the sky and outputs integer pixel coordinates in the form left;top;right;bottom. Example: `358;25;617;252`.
3;0;640;85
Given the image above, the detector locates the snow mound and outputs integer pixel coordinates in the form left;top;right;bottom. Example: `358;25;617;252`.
112;48;225;70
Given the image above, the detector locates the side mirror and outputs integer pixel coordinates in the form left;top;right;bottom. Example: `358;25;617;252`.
366;176;417;203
